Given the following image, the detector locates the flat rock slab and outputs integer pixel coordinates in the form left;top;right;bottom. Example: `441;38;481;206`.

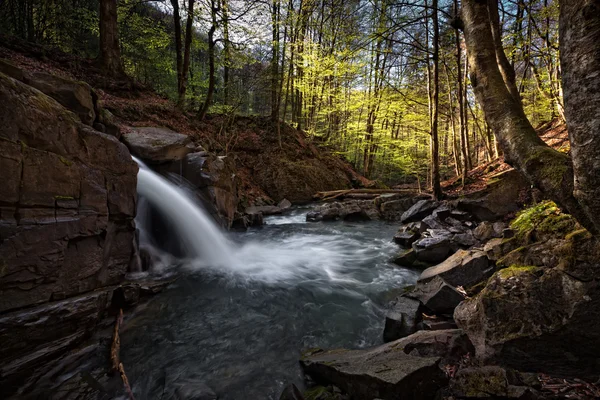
419;249;491;288
401;199;439;223
301;345;447;400
122;126;195;163
246;205;283;215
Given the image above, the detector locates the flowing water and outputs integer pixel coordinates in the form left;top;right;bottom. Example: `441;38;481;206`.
123;161;418;399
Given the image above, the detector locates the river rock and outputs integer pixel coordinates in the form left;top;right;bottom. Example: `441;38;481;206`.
393;226;420;247
401;199;439;223
418;249;492;288
0;73;138;395
28;71;97;125
122;126;196;163
278;198;292;210
408;276;465;315
412;235;454;264
450;366;540;399
454;266;600;378
301;345;447;400
246;205;282;215
383;296;423;342
378;196;419;221
306;200;379;222
391;249;417;267
394;329;475;365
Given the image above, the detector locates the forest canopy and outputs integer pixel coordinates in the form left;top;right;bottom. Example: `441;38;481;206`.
0;0;562;186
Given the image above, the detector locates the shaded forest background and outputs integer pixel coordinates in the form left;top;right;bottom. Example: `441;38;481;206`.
0;0;563;187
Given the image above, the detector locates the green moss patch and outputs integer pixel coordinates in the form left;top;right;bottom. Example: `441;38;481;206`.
496;265;539;280
510;201;578;240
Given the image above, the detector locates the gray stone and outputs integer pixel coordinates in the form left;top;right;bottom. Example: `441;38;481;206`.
278;198;292;210
393;329;474;365
393;229;420;247
412;236;453;264
122;126;195;163
450;366;539;399
246;205;282;215
408;276;465;315
301;344;447;400
391;249;417;267
383;296;422;342
401;199;439;223
419;249;491;288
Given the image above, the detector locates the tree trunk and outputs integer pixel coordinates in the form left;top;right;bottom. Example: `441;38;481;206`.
461;0;595;232
431;0;441;199
559;0;600;233
179;0;195;108
199;0;218;120
99;0;123;75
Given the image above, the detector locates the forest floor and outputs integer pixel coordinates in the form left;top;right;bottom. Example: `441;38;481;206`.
441;118;568;197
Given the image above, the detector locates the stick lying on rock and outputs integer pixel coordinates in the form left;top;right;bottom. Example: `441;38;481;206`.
110;309;135;400
314;189;417;202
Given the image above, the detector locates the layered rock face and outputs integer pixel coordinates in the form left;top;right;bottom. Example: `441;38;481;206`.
0;72;138;394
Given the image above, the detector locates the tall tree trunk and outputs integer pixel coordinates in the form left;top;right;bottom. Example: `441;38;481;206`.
222;0;230;106
271;0;280;120
559;0;600;233
179;0;195;108
461;0;595;232
199;0;218;120
171;0;183;93
431;0;441;199
99;0;123;75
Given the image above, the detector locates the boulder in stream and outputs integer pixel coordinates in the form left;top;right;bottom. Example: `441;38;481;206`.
383;296;423;342
301;345;447;400
401;199;439;223
418;249;492;288
408;276;465;315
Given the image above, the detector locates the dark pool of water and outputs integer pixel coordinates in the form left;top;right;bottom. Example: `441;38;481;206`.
120;208;417;399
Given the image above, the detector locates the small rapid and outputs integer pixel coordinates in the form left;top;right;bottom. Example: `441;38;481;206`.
126;160;418;399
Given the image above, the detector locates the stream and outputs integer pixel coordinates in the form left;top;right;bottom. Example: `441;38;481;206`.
122;163;419;399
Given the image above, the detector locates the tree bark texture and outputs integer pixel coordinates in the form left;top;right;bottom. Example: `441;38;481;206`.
99;0;123;75
461;0;595;232
560;0;600;233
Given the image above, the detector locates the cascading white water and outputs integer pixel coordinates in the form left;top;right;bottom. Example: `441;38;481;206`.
133;157;408;285
134;157;235;267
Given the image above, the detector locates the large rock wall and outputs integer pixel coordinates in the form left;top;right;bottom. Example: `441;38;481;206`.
0;72;138;394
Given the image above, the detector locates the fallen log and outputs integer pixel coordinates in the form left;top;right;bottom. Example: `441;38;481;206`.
314;188;417;202
119;362;135;400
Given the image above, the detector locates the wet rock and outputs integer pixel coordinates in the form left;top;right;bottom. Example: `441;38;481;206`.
412;235;453;264
301;344;447;400
393;227;420;247
122;126;195;163
401;199;439;223
278;198;293;210
418;249;491;288
421;214;448;231
454;266;600;378
408;276;465;315
452;232;478;247
232;210;264;229
383;296;423;342
306;201;379;222
393;329;475;365
391;249;417;267
280;384;305;400
246;205;282;215
28;71;96;125
0;291;112;392
450;366;540;399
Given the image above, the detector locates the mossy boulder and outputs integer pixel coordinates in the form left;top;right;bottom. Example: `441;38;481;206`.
454;264;600;378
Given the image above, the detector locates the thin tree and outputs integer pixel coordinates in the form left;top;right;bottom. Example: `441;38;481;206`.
98;0;123;75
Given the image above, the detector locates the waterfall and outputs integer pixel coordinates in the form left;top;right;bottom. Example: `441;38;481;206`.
133;157;235;267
